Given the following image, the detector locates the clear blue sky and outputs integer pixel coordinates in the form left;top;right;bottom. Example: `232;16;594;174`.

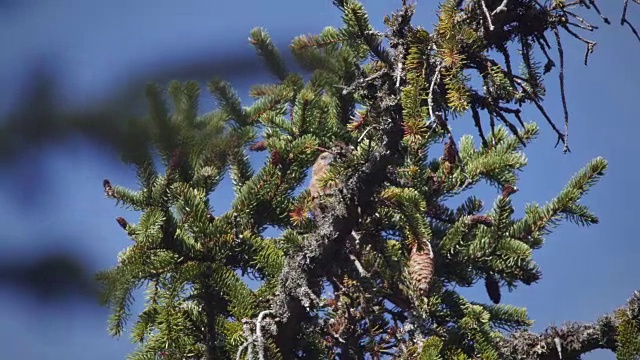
0;1;638;359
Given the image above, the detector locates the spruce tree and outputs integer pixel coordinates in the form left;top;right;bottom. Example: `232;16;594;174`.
97;1;640;359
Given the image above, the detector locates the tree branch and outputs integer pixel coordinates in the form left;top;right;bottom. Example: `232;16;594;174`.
498;290;640;359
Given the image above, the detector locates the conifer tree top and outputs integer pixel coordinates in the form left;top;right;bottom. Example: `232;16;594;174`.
97;1;640;359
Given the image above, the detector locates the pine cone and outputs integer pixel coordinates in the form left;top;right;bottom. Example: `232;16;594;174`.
443;138;457;166
409;243;435;297
485;274;501;304
168;149;182;174
249;141;267;151
103;179;115;197
501;184;518;198
469;215;494;227
270;150;283;166
115;216;129;230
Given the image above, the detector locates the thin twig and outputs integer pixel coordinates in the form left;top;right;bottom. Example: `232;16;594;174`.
255;310;274;360
553;28;570;153
492;108;526;146
560;25;596;65
470;104;489;148
357;124;379;143
539;32;552;49
428;63;442;126
237;321;255;360
491;0;509;15
496;104;525;127
425;61;443;141
564;10;598;30
513;78;568;151
496;44;518;89
489;111;496;145
519;35;539;93
587;0;610;24
481;0;495;30
561;0;583;8
622;0;631;25
349;254;370;276
567;21;597;31
339;70;387;96
622;0;640;42
236;311;276;360
347;231;369;276
534;36;556;73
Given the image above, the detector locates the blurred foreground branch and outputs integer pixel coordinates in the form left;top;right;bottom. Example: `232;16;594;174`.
0;252;98;303
0;49;301;164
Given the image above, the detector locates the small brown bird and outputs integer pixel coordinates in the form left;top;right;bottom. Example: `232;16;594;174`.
309;152;334;217
309;151;371;277
309;152;334;197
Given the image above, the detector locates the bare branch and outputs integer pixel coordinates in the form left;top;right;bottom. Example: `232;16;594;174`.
553;27;571;153
492;0;509;15
622;0;640;42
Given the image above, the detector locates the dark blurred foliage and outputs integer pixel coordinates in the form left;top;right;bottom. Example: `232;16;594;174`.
1;50;300;164
0;252;98;303
0;47;298;305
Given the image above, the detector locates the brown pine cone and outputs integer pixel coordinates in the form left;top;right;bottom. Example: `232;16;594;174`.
270;149;283;166
115;217;129;230
501;184;518;198
469;215;494;227
103;179;115;197
443;138;457;165
167;149;182;174
485;274;501;304
249;141;267;151
409;243;435;297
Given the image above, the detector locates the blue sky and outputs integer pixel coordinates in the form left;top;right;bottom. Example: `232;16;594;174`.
0;1;638;359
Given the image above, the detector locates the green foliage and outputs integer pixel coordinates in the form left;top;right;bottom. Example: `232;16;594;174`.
616;307;640;360
97;1;640;359
419;336;443;360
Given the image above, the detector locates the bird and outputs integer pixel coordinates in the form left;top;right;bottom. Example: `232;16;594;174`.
309;152;334;198
309;152;334;217
307;151;356;234
308;151;370;277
